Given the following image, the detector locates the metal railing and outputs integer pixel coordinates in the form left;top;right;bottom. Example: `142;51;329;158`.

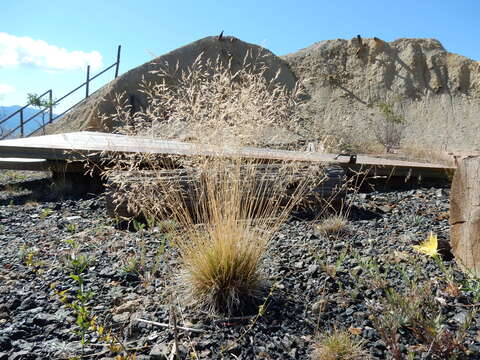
0;45;122;140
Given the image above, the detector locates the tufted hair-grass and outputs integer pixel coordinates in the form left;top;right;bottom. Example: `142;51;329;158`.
314;215;349;236
97;52;322;315
311;328;369;360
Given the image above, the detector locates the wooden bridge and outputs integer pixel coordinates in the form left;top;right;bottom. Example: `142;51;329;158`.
0;131;455;179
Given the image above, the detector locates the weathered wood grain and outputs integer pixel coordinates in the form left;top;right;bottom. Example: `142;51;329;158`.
450;156;480;276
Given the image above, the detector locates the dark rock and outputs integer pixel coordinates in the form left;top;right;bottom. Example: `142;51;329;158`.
345;307;355;316
7;298;21;311
9;350;35;360
0;336;11;351
99;267;116;278
373;340;387;351
0;305;7;315
18;297;36;311
135;356;150;360
0;175;471;359
9;328;27;341
33;313;56;326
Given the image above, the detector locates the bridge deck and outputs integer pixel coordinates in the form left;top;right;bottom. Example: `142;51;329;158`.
0;132;455;178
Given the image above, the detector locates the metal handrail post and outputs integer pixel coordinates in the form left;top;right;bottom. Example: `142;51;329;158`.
115;45;121;78
48;89;53;123
86;65;90;98
20;109;24;137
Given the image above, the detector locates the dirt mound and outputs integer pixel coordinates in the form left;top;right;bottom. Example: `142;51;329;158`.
282;37;480;151
46;36;297;135
48;36;480;152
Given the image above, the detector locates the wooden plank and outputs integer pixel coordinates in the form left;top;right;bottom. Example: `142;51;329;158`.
450;156;480;276
0;131;455;179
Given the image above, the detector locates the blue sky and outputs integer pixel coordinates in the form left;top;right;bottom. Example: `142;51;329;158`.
1;0;479;112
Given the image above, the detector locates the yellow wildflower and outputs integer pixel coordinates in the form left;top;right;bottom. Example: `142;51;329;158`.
412;232;438;257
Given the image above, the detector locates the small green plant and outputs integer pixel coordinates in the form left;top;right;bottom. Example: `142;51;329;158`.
132;219;145;232
462;274;480;303
121;236;168;285
66;223;78;233
18;245;37;267
311;328;369;360
27;92;57;132
64;253;91;275
3;170;27;181
68;274;94;345
155;219;179;232
121;255;142;275
17;245;46;273
323;248;349;279
64;237;79;248
351;255;389;289
370;280;471;359
432;255;463;297
408;214;425;227
53;275;132;358
150;239;167;275
373;101;406;153
39;208;52;220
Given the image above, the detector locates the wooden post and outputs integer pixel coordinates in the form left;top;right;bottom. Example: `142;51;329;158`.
450;156;480;276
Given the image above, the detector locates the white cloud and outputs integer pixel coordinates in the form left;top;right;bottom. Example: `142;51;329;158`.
0;33;103;71
0;83;14;95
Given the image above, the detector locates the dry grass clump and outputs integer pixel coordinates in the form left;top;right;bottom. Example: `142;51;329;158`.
98;53;321;314
314;215;349;236
179;220;266;314
170;157;314;314
311;329;369;360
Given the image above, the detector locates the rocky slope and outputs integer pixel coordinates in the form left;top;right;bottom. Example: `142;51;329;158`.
283;37;480;151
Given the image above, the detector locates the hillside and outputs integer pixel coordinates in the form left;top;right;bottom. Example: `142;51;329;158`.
43;36;296;138
43;36;480;152
282;37;480;151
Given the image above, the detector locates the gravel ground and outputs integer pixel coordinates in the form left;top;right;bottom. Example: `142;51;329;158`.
0;171;479;360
